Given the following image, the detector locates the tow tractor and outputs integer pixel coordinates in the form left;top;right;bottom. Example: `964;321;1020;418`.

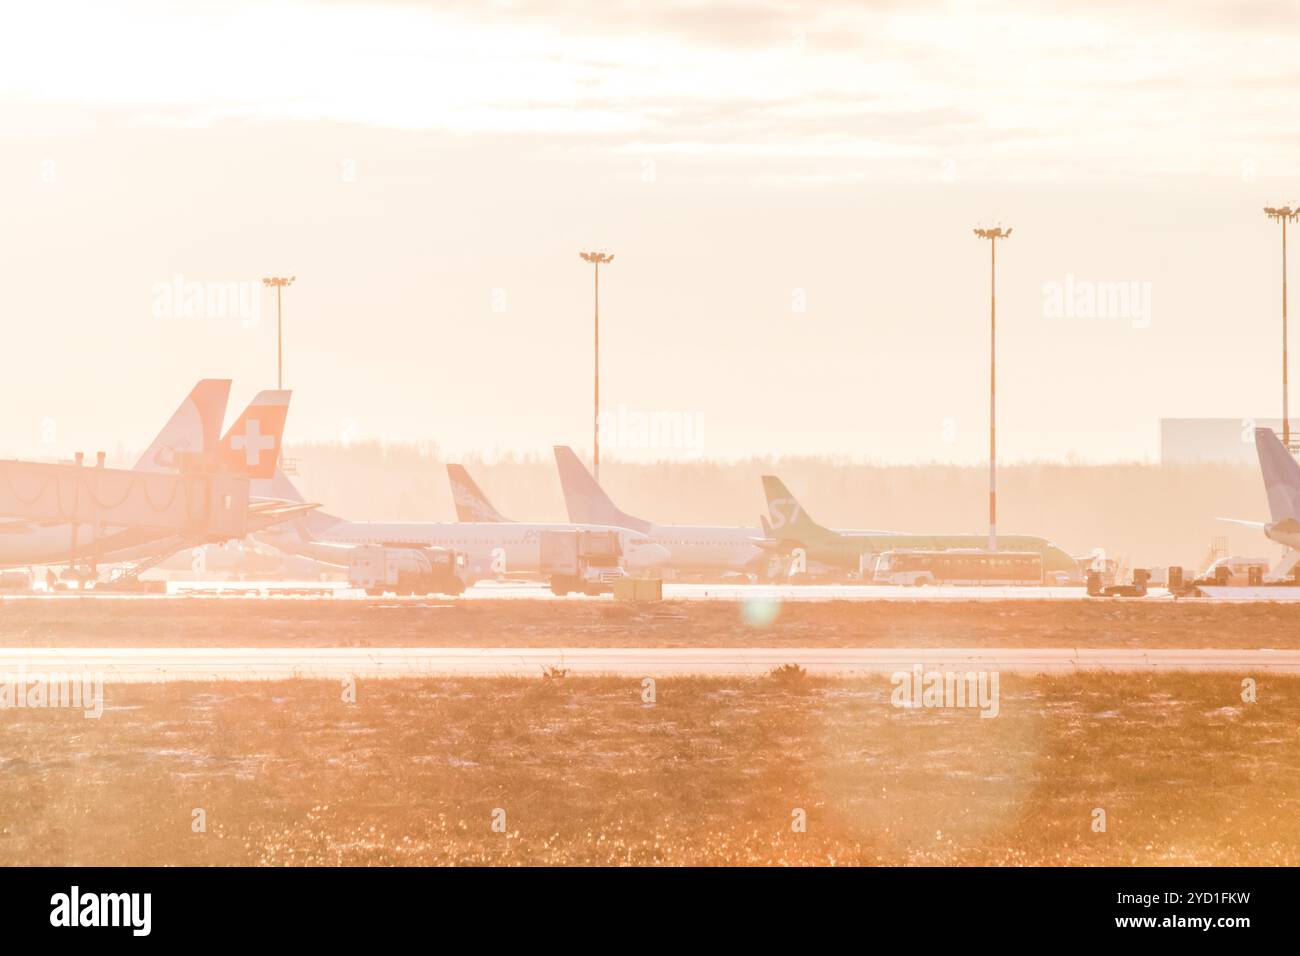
349;544;467;597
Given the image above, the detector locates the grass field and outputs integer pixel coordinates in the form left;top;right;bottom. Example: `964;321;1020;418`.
1;596;1298;648
3;672;1297;865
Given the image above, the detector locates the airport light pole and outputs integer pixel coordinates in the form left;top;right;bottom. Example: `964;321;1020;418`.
973;226;1011;552
262;276;296;389
1264;207;1299;450
579;251;614;483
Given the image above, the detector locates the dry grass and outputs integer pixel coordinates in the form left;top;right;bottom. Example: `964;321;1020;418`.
2;673;1297;865
0;596;1297;649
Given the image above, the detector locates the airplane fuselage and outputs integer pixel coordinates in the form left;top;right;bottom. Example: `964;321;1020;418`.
0;521;190;570
1264;523;1300;551
259;520;670;580
641;524;765;574
778;531;1080;578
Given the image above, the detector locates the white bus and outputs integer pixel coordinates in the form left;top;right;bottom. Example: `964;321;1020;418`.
872;549;1044;586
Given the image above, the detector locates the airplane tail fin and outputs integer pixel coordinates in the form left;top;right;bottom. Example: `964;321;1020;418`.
553;445;650;533
448;464;511;522
218;390;291;479
1256;427;1300;523
133;379;232;473
761;475;832;540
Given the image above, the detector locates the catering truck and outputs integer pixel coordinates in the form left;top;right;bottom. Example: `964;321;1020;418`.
349;544;467;596
540;529;627;595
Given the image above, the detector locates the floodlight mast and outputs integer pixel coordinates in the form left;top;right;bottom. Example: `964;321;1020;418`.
579;251;614;482
1264;207;1299;450
261;276;296;390
973;227;1012;551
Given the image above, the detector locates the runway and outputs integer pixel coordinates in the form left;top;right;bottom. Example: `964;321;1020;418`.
1;647;1295;681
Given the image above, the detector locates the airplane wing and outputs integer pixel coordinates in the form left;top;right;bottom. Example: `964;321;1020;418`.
248;499;314;513
1215;517;1267;529
106;502;323;570
244;501;321;534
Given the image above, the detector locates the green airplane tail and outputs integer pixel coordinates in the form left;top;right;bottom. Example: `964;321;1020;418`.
761;475;832;541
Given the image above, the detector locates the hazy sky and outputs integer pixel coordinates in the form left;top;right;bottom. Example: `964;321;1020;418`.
2;0;1298;464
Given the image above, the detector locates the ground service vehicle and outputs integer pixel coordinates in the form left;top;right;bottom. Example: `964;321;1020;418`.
349;544;467;596
1199;555;1271;586
540;529;626;595
0;569;33;591
872;549;1044;586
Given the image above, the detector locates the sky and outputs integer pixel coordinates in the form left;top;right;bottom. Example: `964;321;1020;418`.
2;0;1298;464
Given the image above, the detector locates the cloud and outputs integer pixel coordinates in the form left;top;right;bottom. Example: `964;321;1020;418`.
3;0;1299;185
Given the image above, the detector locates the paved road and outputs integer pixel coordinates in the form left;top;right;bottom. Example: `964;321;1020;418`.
0;647;1294;681
12;579;1300;602
3;582;1174;602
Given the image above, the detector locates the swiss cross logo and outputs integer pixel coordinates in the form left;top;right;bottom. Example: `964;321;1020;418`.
219;393;290;478
231;418;277;466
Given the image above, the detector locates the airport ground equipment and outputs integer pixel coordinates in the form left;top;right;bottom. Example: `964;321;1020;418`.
1089;568;1150;597
613;577;663;602
1173;552;1300;595
94;549;175;592
540;529;626;595
349;545;466;597
0;570;33;591
0;457;250;538
1198;555;1272;587
0;457;253;577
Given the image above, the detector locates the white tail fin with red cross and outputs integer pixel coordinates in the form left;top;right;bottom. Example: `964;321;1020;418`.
219;390;291;479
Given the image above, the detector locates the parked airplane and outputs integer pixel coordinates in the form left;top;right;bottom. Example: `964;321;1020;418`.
447;464;510;522
553;445;767;576
103;388;315;571
1254;427;1300;549
253;468;671;582
133;377;230;473
1221;428;1300;554
761;475;1079;580
0;383;311;570
148;538;326;580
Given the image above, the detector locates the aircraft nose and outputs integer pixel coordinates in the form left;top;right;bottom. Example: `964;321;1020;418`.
626;542;671;569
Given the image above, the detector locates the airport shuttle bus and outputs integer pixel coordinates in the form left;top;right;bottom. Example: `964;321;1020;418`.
872;549;1044;586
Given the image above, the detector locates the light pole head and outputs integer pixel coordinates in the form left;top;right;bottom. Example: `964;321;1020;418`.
262;276;296;288
579;251;615;265
973;226;1012;240
1264;206;1300;223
